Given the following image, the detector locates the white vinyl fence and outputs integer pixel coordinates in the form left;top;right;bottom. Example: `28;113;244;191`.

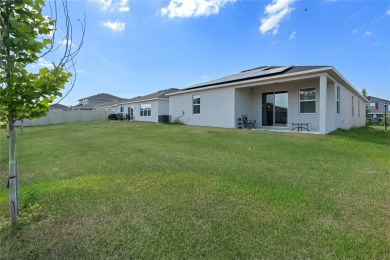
14;110;112;127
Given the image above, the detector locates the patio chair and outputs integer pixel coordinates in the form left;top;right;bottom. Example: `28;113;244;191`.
242;115;256;129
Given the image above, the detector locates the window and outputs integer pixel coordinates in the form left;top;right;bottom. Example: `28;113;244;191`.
369;102;378;110
299;88;316;113
128;106;133;117
140;104;151;116
352;96;354;117
336;87;340;114
193;95;200;114
358;100;360;118
120;107;124;113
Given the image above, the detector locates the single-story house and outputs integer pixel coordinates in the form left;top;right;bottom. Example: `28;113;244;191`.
115;88;178;123
367;96;389;124
167;66;367;134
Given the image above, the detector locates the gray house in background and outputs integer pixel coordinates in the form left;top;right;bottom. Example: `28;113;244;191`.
97;100;123;112
49;103;69;112
73;93;128;110
114;88;179;123
367;96;390;124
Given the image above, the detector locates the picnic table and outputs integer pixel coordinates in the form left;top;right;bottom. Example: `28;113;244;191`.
291;123;310;132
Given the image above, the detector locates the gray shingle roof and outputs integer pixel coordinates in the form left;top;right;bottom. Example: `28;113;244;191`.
50;104;69;110
71;103;99;110
96;100;123;108
185;66;329;90
368;96;390;102
120;88;179;104
78;93;124;101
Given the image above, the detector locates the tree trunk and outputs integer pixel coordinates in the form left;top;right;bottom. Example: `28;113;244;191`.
8;124;18;225
20;120;24;134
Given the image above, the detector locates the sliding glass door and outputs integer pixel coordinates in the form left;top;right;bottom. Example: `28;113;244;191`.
262;93;274;126
262;91;288;127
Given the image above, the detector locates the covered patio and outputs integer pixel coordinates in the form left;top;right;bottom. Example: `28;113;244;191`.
234;74;338;134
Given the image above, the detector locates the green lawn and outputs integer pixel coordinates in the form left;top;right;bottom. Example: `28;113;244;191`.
0;121;389;259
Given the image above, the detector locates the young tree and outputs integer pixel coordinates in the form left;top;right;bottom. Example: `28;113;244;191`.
0;0;85;224
361;88;370;123
361;88;368;100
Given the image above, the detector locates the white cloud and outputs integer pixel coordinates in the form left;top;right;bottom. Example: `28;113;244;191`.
102;20;126;31
161;0;236;18
363;31;372;37
259;0;295;35
97;0;129;12
289;31;296;40
99;0;112;10
386;9;390;15
118;6;130;12
118;0;130;12
35;58;54;69
59;39;74;46
352;27;361;34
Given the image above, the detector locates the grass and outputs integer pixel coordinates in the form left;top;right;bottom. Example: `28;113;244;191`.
0;121;389;259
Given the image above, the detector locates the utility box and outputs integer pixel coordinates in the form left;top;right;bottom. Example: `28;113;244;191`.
158;115;170;123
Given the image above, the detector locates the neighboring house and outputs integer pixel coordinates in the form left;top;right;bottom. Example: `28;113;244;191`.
115;88;178;123
73;93;126;110
168;66;367;134
367;96;390;124
97;100;124;112
49;103;69;112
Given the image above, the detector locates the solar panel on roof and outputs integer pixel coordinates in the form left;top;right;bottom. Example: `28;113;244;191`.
241;66;269;73
261;66;292;76
185;66;293;89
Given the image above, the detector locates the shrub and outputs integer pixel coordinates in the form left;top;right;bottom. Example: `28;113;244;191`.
169;118;184;125
378;113;390;126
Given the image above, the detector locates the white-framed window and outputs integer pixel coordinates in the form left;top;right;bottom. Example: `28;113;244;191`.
352;96;354;117
120;107;124;113
193;95;200;114
140;104;151;116
128;106;134;117
299;88;316;114
358;100;360;118
336;86;340;114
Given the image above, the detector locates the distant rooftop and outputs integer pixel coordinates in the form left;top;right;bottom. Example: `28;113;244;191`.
368;96;390;102
78;93;124;101
119;88;179;104
50;103;69;110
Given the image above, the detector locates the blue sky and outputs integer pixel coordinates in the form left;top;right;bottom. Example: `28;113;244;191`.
43;0;390;105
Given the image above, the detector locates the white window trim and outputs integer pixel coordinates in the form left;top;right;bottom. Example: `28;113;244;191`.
336;86;340;114
299;88;317;114
262;90;289;128
358;99;360;118
140;103;151;117
192;95;200;115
